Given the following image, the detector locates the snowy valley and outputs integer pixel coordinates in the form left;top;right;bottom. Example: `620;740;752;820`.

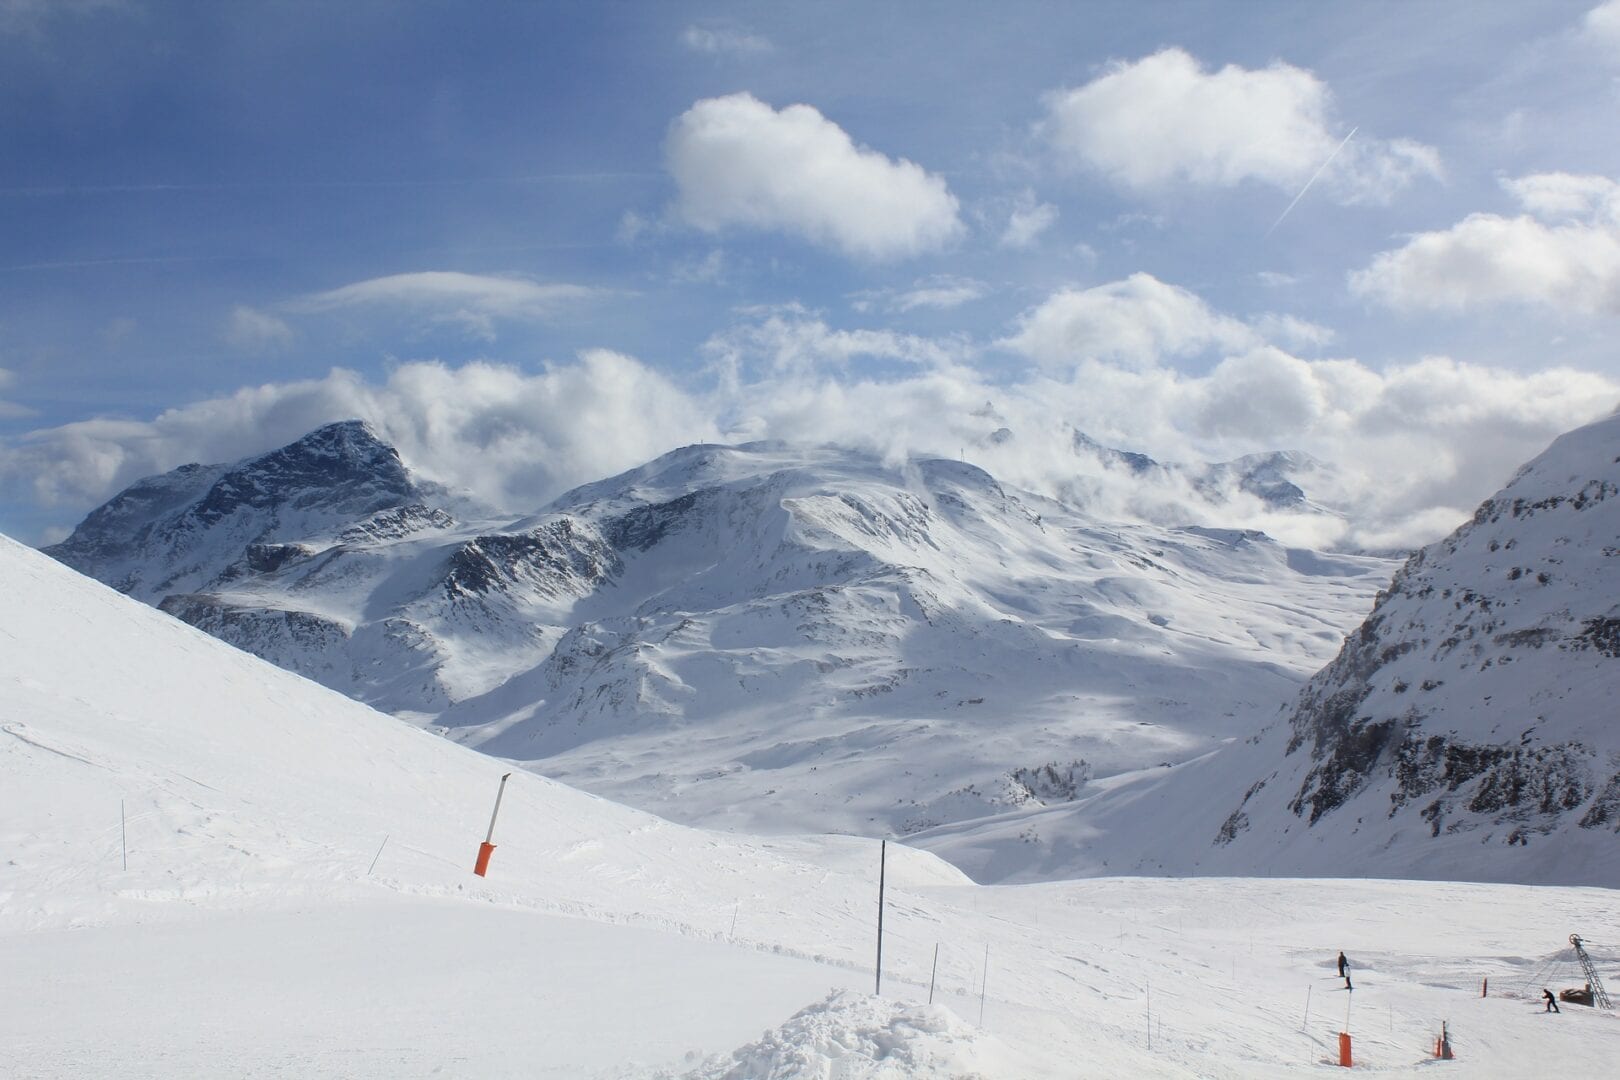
44;420;1396;858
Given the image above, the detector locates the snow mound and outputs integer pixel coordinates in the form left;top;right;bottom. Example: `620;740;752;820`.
670;990;1016;1080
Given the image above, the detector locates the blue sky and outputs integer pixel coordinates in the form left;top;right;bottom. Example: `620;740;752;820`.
3;0;1620;548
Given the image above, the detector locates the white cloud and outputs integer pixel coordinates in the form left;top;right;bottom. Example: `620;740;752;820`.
287;271;599;342
1;352;716;515
665;93;965;261
1502;172;1619;219
1585;0;1620;53
680;25;772;56
1250;312;1335;351
999;272;1259;369
223;305;294;352
1350;172;1620;314
703;305;967;379
851;276;987;314
671;250;727;285
6;294;1617;557
0;366;33;419
1041;48;1440;203
999;191;1059;249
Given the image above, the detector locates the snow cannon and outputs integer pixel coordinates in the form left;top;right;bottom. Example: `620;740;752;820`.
473;772;511;877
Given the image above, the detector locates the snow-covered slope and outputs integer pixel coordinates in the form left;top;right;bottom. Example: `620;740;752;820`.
44;427;1396;847
922;411;1620;887
6;530;1620;1079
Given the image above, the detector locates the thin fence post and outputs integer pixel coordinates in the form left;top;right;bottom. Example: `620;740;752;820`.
875;840;887;996
368;834;389;875
730;900;740;940
1303;984;1312;1031
1147;980;1153;1050
120;799;127;871
928;943;940;1005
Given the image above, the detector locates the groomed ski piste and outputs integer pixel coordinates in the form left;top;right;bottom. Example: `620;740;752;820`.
3;533;1617;1078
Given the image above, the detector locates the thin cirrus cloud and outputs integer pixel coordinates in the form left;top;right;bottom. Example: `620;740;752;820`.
1350;172;1620;315
850;275;989;314
665;92;965;261
282;271;601;341
1040;48;1440;204
680;25;772;56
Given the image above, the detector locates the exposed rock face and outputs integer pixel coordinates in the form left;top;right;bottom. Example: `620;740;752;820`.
1211;410;1620;876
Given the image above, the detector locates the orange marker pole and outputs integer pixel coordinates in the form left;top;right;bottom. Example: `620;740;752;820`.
1338;1032;1352;1068
473;772;512;877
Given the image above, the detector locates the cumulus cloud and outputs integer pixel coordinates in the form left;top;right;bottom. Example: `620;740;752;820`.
1041;48;1439;203
1350;172;1620;314
999;272;1259;369
6;291;1616;555
680;25;772;56
666;92;965;261
288;271;600;341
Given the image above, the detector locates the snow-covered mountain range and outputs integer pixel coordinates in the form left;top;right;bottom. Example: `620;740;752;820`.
923;410;1620;887
44;420;1395;852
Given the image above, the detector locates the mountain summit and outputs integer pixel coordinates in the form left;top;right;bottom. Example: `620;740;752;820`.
46;420;437;600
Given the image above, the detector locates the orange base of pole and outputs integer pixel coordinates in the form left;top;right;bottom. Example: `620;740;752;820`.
474;841;496;876
1338;1032;1353;1068
1435;1037;1453;1060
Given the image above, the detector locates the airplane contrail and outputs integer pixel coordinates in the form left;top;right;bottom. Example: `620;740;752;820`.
1266;126;1357;237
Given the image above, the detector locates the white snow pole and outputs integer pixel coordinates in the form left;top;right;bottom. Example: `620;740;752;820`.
1146;980;1153;1051
1302;984;1312;1031
730;900;740;940
473;772;511;877
120;800;126;871
928;943;940;1005
875;839;887;995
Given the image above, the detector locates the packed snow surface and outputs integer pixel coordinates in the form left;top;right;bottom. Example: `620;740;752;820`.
5;534;1620;1077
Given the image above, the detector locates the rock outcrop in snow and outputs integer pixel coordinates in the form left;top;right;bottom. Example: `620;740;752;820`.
1204;411;1620;880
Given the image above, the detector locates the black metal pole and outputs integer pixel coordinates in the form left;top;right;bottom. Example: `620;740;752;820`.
875;839;887;995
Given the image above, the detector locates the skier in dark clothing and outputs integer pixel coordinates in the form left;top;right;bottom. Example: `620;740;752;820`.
1337;951;1347;978
1544;989;1560;1013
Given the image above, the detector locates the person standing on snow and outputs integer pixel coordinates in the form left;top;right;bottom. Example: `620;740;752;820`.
1543;989;1560;1013
1337;951;1347;978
